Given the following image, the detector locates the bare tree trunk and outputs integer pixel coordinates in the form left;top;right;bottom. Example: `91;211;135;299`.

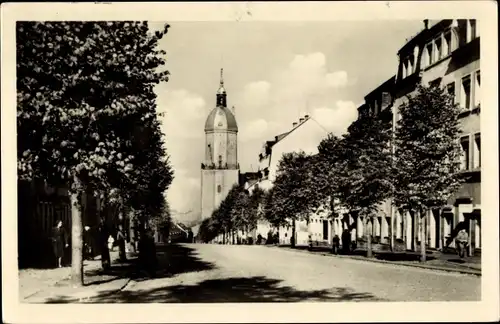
389;202;394;252
402;209;407;250
412;211;418;252
420;209;427;262
291;219;296;248
70;192;83;287
366;216;373;258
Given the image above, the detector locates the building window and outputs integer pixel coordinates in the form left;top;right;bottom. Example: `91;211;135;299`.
444;31;452;55
435;37;442;61
473;133;481;168
474;70;481;108
446;82;456;104
218;154;222;167
322;220;328;240
217;185;222;193
461;75;472;110
407;56;414;75
425;42;433;66
430;78;441;88
467;19;477;42
460;136;470;170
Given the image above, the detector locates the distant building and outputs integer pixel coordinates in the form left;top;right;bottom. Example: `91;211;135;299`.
200;69;240;222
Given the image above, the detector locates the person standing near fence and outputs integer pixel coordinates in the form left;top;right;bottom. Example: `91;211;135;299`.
51;220;68;268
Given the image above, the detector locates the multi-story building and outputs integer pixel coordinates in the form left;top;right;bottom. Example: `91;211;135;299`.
390;19;481;255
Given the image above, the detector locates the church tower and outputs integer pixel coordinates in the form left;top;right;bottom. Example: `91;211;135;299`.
201;69;239;221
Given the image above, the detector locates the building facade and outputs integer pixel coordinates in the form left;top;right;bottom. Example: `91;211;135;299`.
18;179;101;268
357;19;481;255
200;69;240;221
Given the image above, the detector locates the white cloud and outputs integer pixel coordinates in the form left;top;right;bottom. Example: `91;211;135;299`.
239;118;282;141
231;52;358;172
325;71;348;88
312;100;358;135
156;88;206;139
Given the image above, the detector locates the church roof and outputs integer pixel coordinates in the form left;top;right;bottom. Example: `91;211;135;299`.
204;106;238;132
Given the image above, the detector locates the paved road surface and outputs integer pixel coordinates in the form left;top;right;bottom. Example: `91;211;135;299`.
83;243;480;303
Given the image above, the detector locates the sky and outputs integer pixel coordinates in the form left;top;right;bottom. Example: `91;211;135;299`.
151;21;424;224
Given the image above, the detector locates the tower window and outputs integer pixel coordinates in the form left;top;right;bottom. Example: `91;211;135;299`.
217;185;222;193
218;155;222;167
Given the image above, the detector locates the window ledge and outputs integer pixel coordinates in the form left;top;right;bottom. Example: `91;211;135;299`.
458;105;480;119
422;53;453;72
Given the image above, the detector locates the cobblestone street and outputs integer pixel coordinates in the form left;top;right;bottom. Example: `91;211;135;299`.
31;243;480;303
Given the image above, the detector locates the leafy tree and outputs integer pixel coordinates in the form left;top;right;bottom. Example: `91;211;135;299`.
17;21;170;285
230;189;251;235
264;151;317;247
394;84;463;261
340;108;394;258
248;185;266;229
313;134;350;223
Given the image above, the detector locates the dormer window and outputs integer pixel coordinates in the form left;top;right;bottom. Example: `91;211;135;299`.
466;19;477;43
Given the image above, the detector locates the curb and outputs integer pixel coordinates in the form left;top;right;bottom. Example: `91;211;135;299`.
267;245;482;277
71;277;132;302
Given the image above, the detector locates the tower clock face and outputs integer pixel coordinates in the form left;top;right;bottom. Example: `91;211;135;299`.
218;122;223;127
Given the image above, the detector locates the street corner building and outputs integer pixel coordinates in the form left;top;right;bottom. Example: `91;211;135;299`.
359;19;481;256
200;69;240;222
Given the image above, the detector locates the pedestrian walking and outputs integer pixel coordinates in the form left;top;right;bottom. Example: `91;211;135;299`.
98;218;111;270
332;234;340;255
51;220;68;268
455;228;469;258
341;229;351;255
83;225;93;260
116;224;127;262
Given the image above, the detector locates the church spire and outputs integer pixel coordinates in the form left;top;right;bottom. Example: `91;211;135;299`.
216;68;227;107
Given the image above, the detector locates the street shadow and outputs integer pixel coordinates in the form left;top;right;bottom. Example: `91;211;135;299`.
46;276;385;303
83;244;216;285
373;252;436;262
447;258;467;264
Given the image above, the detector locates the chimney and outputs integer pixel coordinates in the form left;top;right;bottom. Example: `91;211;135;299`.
423;19;429;29
275;136;279;141
292;122;298;128
305;114;310;119
299;118;305;123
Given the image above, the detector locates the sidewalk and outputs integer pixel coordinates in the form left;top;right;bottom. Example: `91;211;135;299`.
269;245;481;276
20;250;138;303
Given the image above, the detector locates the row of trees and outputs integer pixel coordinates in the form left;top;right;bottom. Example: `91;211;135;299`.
199;84;464;261
17;21;174;285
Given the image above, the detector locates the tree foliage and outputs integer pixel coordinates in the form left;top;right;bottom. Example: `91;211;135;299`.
17;21;171;201
313;134;350;217
340;109;394;218
263;151;318;226
394;84;463;212
16;21;173;283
